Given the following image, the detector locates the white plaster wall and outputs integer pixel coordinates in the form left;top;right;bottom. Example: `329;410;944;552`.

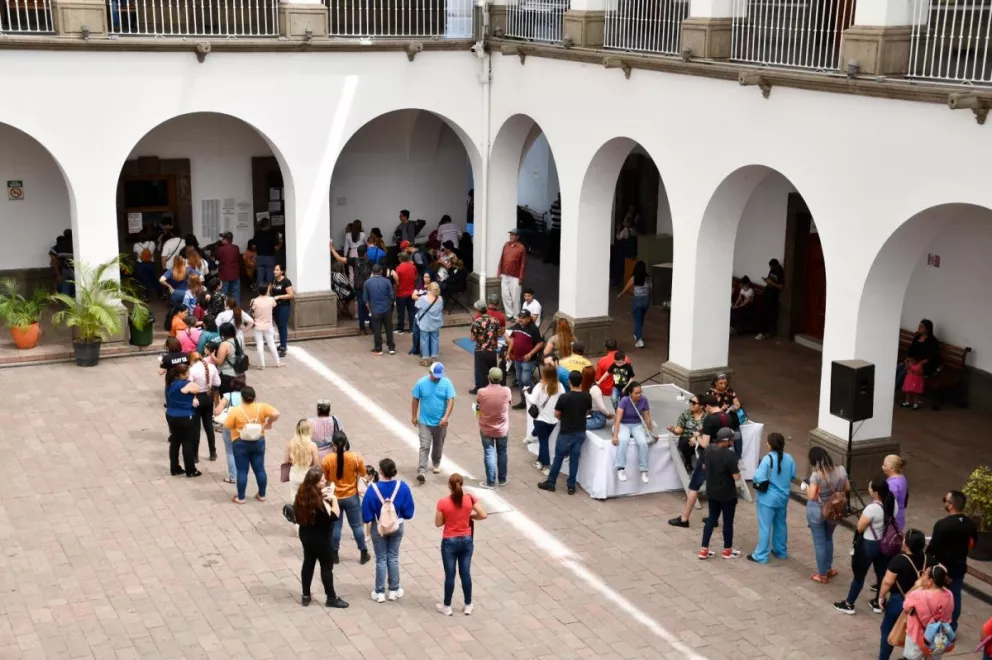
129;113;272;249
732;171;795;280
901;210;992;372
516;132;559;214
0;124;70;269
329;111;471;243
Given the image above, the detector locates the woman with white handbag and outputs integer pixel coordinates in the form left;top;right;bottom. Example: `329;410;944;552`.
222;385;280;505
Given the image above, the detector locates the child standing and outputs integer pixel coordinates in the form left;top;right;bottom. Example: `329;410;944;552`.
901;357;925;410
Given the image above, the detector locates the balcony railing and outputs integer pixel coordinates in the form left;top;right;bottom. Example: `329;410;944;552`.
604;0;689;55
731;0;854;70
909;0;992;84
327;0;474;38
1;0;54;32
505;0;568;42
107;0;279;36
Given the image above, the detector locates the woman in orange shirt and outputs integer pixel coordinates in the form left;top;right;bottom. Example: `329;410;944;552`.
321;431;370;566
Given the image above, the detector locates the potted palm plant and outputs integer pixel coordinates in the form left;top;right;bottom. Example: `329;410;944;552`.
0;278;49;349
50;255;150;367
963;465;992;561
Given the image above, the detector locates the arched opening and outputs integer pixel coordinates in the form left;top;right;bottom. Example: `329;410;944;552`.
0;122;73;293
327;108;480;328
848;203;992;441
674;165;827;374
488;114;560;326
116;112;291;312
572;136;672;352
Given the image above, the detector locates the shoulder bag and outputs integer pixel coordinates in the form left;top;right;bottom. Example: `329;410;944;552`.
528;387;552;420
754;454;774;493
887;555;924;648
416;296;439;326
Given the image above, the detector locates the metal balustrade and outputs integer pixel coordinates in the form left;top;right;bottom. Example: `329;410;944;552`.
107;0;279;36
731;0;854;70
604;0;689;55
327;0;474;38
910;0;992;84
504;0;568;42
1;0;54;32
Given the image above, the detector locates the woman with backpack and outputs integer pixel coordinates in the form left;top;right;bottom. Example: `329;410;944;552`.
293;466;349;609
320;431;370;566
877;529;927;660
902;565;955;659
133;231;159;299
747;433;796;564
215;322;248;394
805;447;850;584
834;477;900;614
361;458;415;603
435;473;487;616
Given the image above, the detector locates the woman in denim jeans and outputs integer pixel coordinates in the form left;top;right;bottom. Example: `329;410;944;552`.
834;477;898;614
415;282;444;365
361;458;415;603
805;447;849;584
581;366;614;430
213;387;243;484
877;529;926;660
434;474;487;616
617;260;651;348
320;431;370;566
525;366;562;473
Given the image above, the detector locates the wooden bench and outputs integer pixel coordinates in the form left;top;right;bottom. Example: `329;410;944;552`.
898;329;972;408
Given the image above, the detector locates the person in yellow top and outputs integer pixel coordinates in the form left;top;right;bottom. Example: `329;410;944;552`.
223;386;280;505
321;431;371;566
560;341;593;374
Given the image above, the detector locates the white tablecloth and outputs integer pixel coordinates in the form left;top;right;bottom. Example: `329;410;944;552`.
526;384;763;500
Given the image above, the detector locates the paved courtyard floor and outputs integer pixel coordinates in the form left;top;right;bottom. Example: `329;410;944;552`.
0;326;989;659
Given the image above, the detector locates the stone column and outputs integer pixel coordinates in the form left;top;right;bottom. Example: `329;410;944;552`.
680;0;733;59
840;0;918;75
284;170;337;333
54;0;110;38
279;0;329;38
563;0;606;47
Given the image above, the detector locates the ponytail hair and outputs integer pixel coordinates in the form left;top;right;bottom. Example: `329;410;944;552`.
767;432;785;474
226;297;243;328
449;473;464;508
332;431;348;480
870;477;895;524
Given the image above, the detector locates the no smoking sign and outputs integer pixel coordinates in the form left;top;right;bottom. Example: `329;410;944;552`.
7;180;23;201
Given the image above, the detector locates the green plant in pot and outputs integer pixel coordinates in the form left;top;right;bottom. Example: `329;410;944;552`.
0;278;49;350
50;255;150;367
963;465;992;561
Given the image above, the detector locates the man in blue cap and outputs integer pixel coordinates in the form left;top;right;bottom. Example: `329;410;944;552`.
411;362;456;483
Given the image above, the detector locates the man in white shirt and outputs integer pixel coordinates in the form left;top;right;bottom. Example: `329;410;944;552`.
521;288;542;326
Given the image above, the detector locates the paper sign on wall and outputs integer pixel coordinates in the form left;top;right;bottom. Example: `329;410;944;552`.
269;188;281;202
127;212;143;234
271;215;284;227
255;212;269;223
7;180;23;201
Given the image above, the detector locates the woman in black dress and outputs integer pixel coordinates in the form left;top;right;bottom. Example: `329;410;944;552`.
294;466;349;609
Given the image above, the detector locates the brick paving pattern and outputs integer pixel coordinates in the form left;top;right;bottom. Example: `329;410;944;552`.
0;325;989;660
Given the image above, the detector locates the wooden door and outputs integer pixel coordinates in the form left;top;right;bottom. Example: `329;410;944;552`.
801;229;827;339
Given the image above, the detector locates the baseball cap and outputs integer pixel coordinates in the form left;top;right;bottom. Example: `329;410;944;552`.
488;367;503;382
716;427;735;442
517;309;531;318
508;227;519;235
473;300;487;312
400;240;411;249
572;340;586;354
430;362;445;378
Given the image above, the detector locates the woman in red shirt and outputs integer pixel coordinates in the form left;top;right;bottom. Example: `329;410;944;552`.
434;474;487;616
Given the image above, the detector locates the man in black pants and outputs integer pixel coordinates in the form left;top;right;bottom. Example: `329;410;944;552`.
362;264;396;356
469;301;501;394
699;428;742;559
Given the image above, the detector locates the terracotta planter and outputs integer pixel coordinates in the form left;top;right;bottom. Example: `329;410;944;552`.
10;322;40;350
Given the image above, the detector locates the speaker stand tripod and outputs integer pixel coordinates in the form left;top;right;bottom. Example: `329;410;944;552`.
844;420;867;515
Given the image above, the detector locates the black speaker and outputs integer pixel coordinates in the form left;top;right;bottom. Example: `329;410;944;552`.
830;360;875;423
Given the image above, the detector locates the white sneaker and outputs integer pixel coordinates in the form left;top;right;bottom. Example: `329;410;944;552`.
635;339;645;348
523;435;537;445
533;460;543;470
371;591;385;603
541;466;550;476
436;603;452;616
387;588;404;601
755;333;765;340
464;604;474;615
617;469;627;482
432;466;441;474
641;472;649;484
